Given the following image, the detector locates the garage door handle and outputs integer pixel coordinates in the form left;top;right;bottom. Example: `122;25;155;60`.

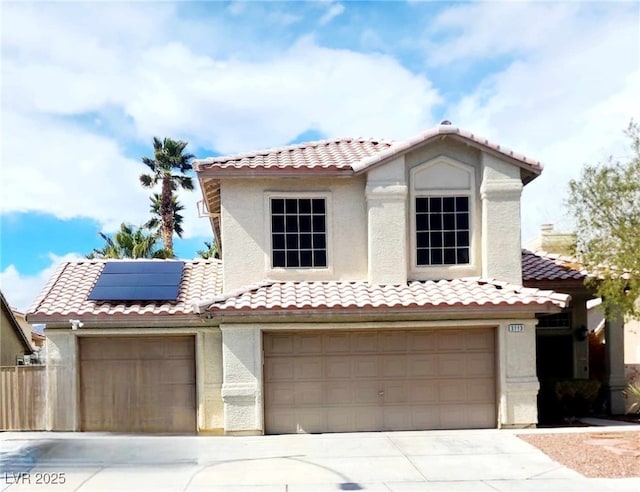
378;391;384;396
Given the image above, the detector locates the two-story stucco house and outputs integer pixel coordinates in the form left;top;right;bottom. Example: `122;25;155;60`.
28;123;572;434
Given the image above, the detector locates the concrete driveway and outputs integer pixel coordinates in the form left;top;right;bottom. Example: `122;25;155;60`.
1;429;639;491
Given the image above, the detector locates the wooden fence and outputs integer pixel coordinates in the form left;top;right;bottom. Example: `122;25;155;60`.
0;365;47;430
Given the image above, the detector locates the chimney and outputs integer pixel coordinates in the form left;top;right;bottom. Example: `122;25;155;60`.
540;223;576;255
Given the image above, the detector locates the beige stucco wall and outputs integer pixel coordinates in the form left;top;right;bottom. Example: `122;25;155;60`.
220;139;526;290
1;305;31;366
220;317;541;434
44;326;224;434
220;177;368;292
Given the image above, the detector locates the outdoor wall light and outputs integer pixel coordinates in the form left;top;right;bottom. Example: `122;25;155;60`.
574;325;589;341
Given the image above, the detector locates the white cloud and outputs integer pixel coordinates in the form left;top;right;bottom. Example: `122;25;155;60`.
2;3;441;238
428;2;640;241
319;2;345;26
0;253;83;312
127;37;439;153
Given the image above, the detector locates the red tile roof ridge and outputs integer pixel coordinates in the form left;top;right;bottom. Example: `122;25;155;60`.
349;125;542;173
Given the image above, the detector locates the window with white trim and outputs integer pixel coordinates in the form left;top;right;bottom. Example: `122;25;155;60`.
270;198;327;268
415;196;470;265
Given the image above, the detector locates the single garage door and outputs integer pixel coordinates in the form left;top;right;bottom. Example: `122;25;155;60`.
80;336;196;433
264;329;495;434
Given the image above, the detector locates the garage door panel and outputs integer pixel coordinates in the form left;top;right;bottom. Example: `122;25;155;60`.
466;354;494;377
467;379;495;402
326;357;351;378
354;407;383;431
326;382;352;404
264;329;495;434
352;332;378;352
385;406;412;430
327;409;354;432
409;355;438;376
383;381;408;404
409;332;437;352
381;356;408;377
438;354;469;377
437;331;466;351
266;334;294;355
267;359;294;381
295;357;323;379
409;381;439;403
297;410;326;433
466;330;494;351
380;332;408;352
295;334;323;354
324;333;350;352
353;357;378;377
295;382;323;405
80;336;196;433
439;380;469;402
354;381;382;404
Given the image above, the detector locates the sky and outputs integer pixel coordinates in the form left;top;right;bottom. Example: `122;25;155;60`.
1;0;639;311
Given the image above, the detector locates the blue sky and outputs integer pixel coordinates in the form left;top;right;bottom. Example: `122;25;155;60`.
1;0;639;310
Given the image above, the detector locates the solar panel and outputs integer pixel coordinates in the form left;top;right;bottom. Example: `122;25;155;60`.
88;261;185;301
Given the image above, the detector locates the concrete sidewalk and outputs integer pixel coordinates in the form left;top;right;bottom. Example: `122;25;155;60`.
2;428;639;491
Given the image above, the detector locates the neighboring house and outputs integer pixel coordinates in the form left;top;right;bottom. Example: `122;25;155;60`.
523;224;635;414
29;123;577;435
1;291;34;366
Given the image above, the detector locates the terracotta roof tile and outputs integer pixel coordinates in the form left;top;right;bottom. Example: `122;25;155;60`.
521;249;587;281
202;278;569;315
194;125;542;177
27;259;223;322
195;138;393;173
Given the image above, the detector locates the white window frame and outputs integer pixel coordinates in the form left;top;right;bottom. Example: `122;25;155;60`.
264;191;333;277
409;156;479;279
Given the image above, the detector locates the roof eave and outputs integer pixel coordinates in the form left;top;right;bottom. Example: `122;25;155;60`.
352;132;542;182
202;301;565;321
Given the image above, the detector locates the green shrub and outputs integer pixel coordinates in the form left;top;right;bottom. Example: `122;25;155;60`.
623;382;640;414
554;379;602;417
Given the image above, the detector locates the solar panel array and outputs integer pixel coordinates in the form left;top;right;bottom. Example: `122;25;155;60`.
88;261;185;301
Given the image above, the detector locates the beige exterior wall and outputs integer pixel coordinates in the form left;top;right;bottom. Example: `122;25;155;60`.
220;318;541;434
220;139;526;290
44;325;224;434
220;177;368;292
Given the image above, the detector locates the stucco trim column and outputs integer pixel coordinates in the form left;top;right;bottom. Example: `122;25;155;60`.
220;324;263;435
480;154;523;285
498;319;539;428
45;330;79;431
366;183;408;285
604;315;627;414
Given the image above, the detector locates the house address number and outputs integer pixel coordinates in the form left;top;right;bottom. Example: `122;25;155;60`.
508;324;525;332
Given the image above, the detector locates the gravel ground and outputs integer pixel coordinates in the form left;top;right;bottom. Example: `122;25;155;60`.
519;431;640;478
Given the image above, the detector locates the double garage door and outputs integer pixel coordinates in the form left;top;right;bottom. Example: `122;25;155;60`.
264;328;496;434
79;336;196;433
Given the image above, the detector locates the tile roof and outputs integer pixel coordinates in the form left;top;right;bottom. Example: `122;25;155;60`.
521;249;588;282
201;278;569;316
195;137;393;173
194;124;542;178
27;260;223;323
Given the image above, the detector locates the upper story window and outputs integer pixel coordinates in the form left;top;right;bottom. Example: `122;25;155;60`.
416;196;470;265
409;156;477;277
271;198;327;268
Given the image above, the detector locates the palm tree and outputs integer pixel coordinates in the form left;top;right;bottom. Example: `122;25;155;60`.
145;193;185;239
87;223;168;259
140;137;195;256
196;240;219;260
